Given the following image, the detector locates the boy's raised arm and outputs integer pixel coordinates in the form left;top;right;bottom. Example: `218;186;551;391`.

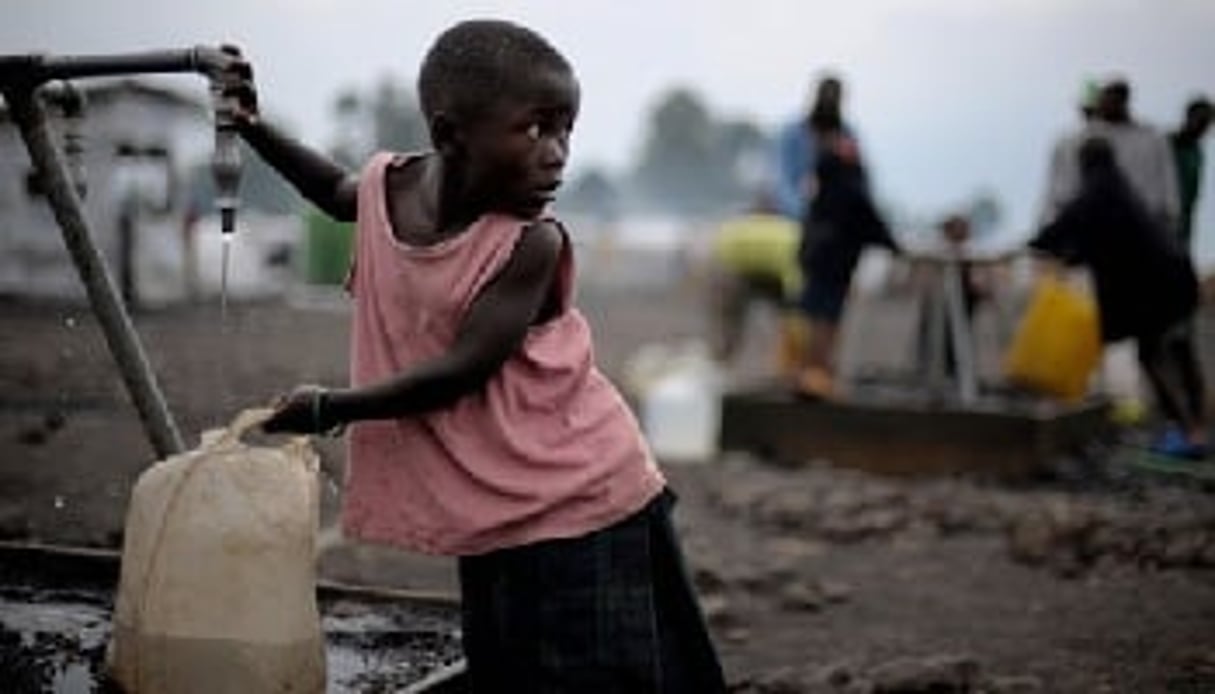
219;46;359;222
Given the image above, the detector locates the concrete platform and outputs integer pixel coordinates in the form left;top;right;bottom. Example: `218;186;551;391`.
719;384;1111;480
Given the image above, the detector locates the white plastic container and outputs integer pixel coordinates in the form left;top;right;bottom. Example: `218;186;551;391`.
108;408;325;693
640;345;722;464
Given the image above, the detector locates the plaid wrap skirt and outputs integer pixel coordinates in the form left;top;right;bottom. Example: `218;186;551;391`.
457;489;726;693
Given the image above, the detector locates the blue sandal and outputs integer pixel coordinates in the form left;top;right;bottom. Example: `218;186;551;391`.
1149;427;1209;462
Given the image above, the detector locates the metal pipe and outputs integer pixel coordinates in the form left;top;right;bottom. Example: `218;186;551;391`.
1;47;230;90
926;274;949;398
942;257;978;405
4;87;184;457
39;50;200;80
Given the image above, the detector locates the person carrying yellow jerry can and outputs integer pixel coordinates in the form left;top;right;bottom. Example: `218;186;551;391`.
1025;137;1204;460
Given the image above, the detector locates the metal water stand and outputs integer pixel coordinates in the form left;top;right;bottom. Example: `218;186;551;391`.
907;242;1002;406
0;47;245;458
720;242;1111;479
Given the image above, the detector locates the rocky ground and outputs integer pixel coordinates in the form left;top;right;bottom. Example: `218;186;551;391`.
1;287;1213;693
666;455;1215;693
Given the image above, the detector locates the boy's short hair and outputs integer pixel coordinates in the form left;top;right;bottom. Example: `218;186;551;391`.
418;19;572;122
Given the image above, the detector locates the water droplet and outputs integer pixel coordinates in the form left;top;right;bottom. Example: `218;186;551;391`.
53;495;65;509
65;317;77;328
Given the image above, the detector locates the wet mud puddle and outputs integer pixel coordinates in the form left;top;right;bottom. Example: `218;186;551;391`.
0;584;462;693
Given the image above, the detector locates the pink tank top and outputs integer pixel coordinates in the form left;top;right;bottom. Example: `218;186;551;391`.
341;152;665;556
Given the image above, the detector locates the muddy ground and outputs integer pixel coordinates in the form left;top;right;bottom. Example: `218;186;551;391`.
1;285;1214;693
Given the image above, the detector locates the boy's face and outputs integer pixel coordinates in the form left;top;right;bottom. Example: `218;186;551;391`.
455;66;580;219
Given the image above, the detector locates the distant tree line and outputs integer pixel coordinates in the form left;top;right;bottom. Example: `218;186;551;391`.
182;74;1014;252
325;77;773;220
191;76;773;221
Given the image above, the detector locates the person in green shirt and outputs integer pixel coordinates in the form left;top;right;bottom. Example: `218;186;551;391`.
1159;96;1213;460
1171;97;1212;247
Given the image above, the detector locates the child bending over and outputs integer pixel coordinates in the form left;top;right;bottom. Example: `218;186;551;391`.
218;19;727;692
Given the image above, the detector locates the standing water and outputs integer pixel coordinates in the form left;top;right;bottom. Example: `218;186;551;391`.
0;586;464;692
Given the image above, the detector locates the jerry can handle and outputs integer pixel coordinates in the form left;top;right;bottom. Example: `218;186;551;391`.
216;407;276;447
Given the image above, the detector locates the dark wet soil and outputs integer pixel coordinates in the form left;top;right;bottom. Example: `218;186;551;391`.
3;293;1215;693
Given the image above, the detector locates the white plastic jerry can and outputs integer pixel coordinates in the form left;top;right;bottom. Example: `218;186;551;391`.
641;350;722;464
108;408;325;694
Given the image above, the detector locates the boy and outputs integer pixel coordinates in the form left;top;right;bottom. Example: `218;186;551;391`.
219;20;727;692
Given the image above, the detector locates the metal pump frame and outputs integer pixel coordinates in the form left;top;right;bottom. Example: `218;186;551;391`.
1;48;238;457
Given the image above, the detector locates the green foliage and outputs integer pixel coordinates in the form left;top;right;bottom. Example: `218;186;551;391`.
559;167;620;220
303;208;353;286
318;81;772;221
631;87;771;217
330;75;428;163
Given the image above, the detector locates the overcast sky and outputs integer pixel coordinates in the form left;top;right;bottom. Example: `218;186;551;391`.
4;0;1215;260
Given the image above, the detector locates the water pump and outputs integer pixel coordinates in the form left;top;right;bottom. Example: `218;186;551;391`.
0;45;260;456
209;61;241;235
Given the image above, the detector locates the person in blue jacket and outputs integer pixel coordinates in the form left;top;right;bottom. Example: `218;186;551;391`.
773;74;860;221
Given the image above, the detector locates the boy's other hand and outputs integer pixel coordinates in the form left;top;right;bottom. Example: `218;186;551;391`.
262;385;326;434
217;44;260;128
